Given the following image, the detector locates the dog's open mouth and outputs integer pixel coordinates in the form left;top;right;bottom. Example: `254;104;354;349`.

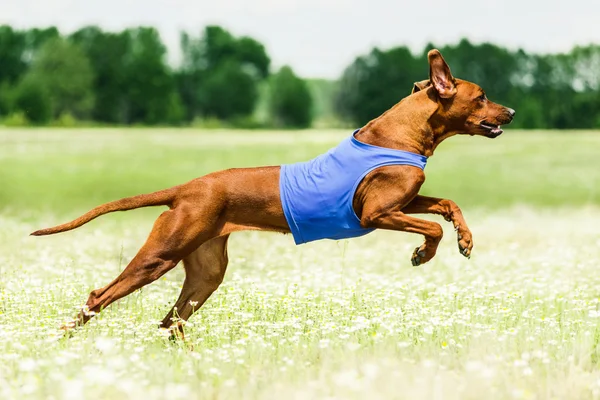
480;122;503;137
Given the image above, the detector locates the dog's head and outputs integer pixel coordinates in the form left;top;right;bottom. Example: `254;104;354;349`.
411;49;515;139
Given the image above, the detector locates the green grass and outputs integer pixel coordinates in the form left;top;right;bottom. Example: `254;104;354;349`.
1;128;599;218
1;128;600;399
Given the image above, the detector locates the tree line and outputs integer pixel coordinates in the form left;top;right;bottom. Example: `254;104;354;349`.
0;25;312;128
336;40;600;129
0;24;599;130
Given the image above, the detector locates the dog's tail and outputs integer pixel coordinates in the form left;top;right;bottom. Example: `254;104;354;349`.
30;187;177;236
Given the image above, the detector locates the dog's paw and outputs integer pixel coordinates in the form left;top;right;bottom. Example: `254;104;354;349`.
164;321;186;343
455;225;473;258
411;246;425;266
411;243;437;266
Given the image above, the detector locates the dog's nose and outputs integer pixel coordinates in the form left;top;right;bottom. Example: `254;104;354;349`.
507;108;516;118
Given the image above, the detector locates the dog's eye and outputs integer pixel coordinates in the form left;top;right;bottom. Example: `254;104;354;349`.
478;94;487;102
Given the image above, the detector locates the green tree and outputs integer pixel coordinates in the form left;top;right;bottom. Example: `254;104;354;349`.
72;26;183;125
0;82;15;116
13;75;52;123
269;66;313;128
122;27;180;124
336;46;421;125
70;26;130;123
199;60;257;119
23;27;59;54
571;45;600;91
178;26;270;122
235;36;270;79
0;26;26;85
177;32;203;121
23;37;95;119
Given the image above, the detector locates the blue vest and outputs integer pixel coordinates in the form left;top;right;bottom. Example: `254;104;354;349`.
279;130;428;245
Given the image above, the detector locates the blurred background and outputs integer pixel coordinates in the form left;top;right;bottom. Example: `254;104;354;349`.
0;0;599;130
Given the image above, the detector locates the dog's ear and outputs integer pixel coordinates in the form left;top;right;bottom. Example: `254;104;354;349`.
411;80;430;94
428;49;456;98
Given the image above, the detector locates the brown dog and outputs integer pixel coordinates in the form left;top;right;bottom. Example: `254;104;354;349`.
32;49;514;335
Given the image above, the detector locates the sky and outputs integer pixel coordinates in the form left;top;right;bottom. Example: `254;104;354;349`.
1;0;599;78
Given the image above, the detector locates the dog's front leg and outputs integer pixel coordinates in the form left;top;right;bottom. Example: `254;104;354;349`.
401;195;473;258
360;206;443;266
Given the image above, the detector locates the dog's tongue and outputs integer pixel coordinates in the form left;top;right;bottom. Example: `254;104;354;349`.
491;126;503;136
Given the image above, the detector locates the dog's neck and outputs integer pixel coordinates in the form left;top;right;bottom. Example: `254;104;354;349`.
355;90;454;158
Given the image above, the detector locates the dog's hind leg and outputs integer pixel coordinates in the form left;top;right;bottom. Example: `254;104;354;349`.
63;202;223;331
159;234;230;338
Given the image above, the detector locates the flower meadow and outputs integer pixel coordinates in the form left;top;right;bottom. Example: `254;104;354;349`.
1;208;600;399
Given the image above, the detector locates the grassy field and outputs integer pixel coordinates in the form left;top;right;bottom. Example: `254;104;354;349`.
1;128;600;399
